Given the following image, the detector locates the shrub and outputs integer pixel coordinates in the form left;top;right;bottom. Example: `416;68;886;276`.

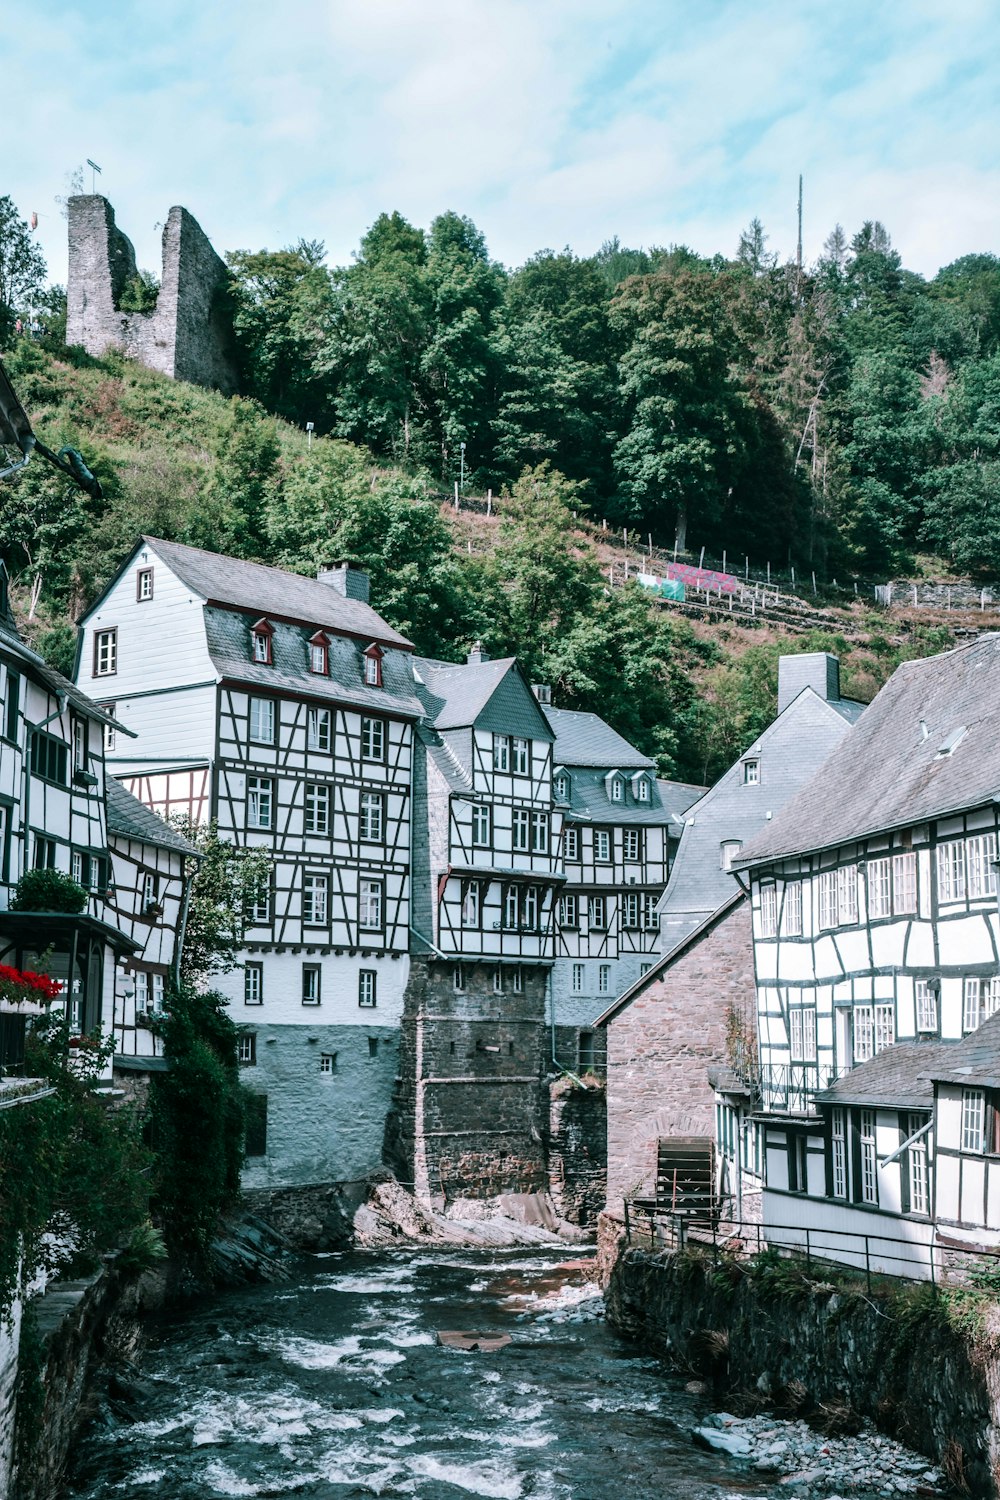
10;868;87;913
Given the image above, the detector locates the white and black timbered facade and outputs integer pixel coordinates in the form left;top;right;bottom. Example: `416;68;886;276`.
75;538;422;1187
731;635;1000;1269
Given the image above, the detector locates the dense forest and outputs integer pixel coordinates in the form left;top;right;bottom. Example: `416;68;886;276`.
0;195;991;782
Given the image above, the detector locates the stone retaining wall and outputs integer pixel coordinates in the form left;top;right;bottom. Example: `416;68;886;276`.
547;1081;606;1226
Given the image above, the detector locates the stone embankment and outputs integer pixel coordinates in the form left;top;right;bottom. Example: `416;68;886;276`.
351;1171;587;1248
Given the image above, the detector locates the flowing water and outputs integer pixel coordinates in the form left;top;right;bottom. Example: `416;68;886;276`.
62;1248;849;1500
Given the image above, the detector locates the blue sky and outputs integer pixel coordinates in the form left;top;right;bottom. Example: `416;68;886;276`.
7;0;1000;287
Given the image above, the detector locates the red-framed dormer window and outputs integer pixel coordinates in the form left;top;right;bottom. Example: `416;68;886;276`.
309;630;329;676
363;643;384;688
251;618;274;666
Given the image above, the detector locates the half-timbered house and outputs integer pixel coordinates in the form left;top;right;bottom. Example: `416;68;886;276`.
733;634;1000;1269
75;537;423;1187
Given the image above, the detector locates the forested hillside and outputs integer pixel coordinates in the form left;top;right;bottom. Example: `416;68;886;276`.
0;197;995;782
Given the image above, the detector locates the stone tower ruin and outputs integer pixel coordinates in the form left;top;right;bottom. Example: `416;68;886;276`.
66;196;238;394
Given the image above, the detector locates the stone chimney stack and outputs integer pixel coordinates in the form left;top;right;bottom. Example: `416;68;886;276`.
317;562;370;604
467;642;490;666
777;652;841;715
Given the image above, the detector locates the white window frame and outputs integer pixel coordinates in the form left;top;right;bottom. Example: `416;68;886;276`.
758;884;777;938
361;717;385;761
252;629;271;665
493;735;510;772
453;963;466;993
358;970;377;1008
563;826;580;861
530;811;549;853
868;857;892;919
598;964;611;995
907;1112;929;1215
634;777;650;803
572;963;585;994
860;1108;878;1205
247;776;273;830
962;1088;985;1153
968;833;998;900
359;790;384;842
302;964;321;1005
875;1003;895;1053
305;782;330;835
522;886;539;929
472;804;491;846
743;759;759;785
789;1005;817;1063
310;641;328;675
595;829;611;862
622;892;640;929
854;1004;875;1063
817;870;838;930
558;893;578;928
245;963;263;1006
837;865;858;925
512;737;529;775
641;893;659;930
462;882;480;928
554;774;570;801
512;809;530;851
504;886;519;929
303;872;329;925
511;967;523;993
320;1052;337;1074
624;829;642;862
589;895;607;930
720;840;742;872
360;879;383;930
893;851;917;913
915;980;937;1033
937;839;966;903
831;1107;848;1199
784;880;803;936
249;697;275;744
94;628;117;676
608;777;623;803
238;1033;256;1066
307;706;331;752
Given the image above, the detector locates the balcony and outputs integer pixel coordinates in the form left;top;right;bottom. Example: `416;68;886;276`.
758;1061;853;1114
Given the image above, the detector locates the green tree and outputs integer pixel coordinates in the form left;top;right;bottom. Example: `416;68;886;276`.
169;817;272;987
191;398;280;559
227;240;336;427
921;354;1000;571
0;197;46;344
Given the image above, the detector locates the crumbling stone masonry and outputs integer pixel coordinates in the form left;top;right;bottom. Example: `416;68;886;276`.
66;195;238;393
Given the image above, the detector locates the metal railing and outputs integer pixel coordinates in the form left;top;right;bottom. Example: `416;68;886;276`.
621;1202;1000;1293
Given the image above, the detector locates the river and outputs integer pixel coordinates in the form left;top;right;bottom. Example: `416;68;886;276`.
63;1247;876;1500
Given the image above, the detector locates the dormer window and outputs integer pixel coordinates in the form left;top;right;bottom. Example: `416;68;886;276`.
743;759;759;786
363;644;383;688
607;774;623;803
553;771;570;802
251;619;274;666
632;773;650;803
309;631;329;676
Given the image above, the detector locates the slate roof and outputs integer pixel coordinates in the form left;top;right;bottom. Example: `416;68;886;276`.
924;1009;1000;1090
657;686;857;959
815;1040;958;1109
413;656;554;739
143;536;413;648
415;722;474;795
106;777;198;856
594;891;745;1027
559;768;695;828
546;708;655;769
735;634;1000;871
205;610;424;719
0;615;128;732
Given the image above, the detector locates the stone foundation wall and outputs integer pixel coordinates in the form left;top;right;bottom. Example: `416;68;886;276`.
241;1182;355;1251
547;1080;606;1226
607;1245;1000;1499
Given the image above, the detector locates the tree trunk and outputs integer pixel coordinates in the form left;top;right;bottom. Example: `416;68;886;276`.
674;503;688;556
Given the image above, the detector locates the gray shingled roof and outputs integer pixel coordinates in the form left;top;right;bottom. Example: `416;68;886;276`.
658;777;708;821
416;722;474;795
736;635;1000;871
144;536;413;648
658;686;857;958
413;656;553;739
815;1040;958;1109
925;1009;1000;1089
546;708;654;769
561;768;688;827
205;610;424;719
106;777;198;856
0;617;128;732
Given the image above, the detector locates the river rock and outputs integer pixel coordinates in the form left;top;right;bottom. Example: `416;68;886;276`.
693;1425;753;1458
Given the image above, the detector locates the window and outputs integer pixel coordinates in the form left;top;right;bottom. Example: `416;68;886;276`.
453;964;466;992
563;827;579;861
4;672;18;741
915;980;937;1033
71;850;85;886
142;871;158;908
837;865;858;925
642;894;659;930
595;829;611;862
622;892;640;929
859;1109;878;1205
511;967;523;993
359;970;377;1008
31;733;68;785
360;879;383;930
572;963;585;994
598;964;611;994
634;777;650;803
554;773;570;802
303;873;328;925
831;1107;848;1199
101;706;116;755
906;1113;929;1215
530;812;549;853
522;886;539;929
512;809;530;851
817;871;838;930
504;886;519;929
305;782;331;836
94;628;117;676
134;971;149;1013
251;622;273;665
788;1133;808;1194
472;804;491;846
854;1005;875;1063
361;717;385;761
868;857;892;919
238;1033;257;1066
249;698;275;744
720;840;742;872
244;1094;268;1157
152;972;166;1013
962;1088;985;1153
743;759;759;785
308;706;331;752
136;567;154;601
33;836;56;869
360;791;384;842
789;1006;817;1062
893;851;917;913
320;1052;337;1074
493;967;504;993
309;633;329;675
558;893;579;928
875;1003;895;1053
302;964;321;1005
624;829;642;861
462;882;481;927
250;883;272;925
589;895;607;930
247;776;273;829
968;833;998;899
363;646;383;687
964;977;983;1033
368;1037;379;1058
784;881;803;936
245;963;263;1005
759;885;777;938
579;1033;596;1071
937;839;966;903
493;735;510;772
72;717;87;771
608;777;623;802
512;738;529;775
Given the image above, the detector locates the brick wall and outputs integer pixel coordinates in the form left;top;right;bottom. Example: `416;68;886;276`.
604;897;753;1212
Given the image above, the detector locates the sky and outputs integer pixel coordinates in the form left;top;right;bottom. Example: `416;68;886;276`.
7;0;1000;287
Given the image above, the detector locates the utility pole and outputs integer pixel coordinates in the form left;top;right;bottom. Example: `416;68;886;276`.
796;174;803;296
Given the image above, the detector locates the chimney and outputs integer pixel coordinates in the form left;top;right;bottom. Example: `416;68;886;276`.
778;652;841;715
317;562;370;604
467;642;490;666
532;684;552;705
